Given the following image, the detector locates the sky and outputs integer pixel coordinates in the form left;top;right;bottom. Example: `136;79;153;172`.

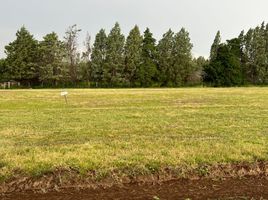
0;0;267;58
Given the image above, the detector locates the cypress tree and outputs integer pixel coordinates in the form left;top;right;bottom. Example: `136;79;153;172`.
244;28;255;83
91;29;107;87
104;22;125;87
245;24;267;84
138;28;157;87
255;22;267;84
124;25;143;87
172;28;193;86
157;29;174;86
210;31;221;61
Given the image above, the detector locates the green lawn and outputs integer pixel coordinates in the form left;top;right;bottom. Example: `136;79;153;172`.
0;88;267;180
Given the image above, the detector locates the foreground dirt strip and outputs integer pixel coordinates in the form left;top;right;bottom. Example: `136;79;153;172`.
2;176;268;200
1;162;268;199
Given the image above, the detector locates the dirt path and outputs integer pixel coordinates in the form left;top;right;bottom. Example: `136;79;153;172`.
2;177;268;200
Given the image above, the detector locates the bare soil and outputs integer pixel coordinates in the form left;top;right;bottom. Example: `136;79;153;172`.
1;176;268;200
1;162;268;199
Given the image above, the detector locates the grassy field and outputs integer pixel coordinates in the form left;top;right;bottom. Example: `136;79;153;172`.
0;88;267;180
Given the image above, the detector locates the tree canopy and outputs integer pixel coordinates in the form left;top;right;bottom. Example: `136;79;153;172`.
1;22;267;88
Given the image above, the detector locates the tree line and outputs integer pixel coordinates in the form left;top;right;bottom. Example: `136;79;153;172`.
0;22;267;88
204;22;268;86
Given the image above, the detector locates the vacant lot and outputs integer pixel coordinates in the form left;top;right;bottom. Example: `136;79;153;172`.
0;88;267;182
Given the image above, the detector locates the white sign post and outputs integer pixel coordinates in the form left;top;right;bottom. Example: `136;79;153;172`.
61;91;68;104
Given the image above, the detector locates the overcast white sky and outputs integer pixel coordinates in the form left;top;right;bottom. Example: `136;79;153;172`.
0;0;267;58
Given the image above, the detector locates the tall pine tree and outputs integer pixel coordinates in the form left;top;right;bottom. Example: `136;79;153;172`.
5;26;39;86
103;22;125;87
172;28;193;86
91;29;107;87
138;28;157;87
157;29;174;86
210;31;221;61
39;32;66;86
124;25;143;86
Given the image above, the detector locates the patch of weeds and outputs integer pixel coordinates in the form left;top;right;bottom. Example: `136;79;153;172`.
30;163;53;178
114;159;128;169
95;170;109;181
65;159;81;172
0;161;7;169
0;174;7;183
78;160;100;176
145;161;161;174
197;165;209;176
160;150;168;156
16;148;31;156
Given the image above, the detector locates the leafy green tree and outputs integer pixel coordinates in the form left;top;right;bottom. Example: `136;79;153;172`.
124;25;143;86
265;23;268;84
204;38;243;86
138;28;158;87
79;33;92;86
0;59;7;82
243;28;255;83
243;23;268;84
172;28;193;86
91;29;107;87
103;22;125;87
191;56;208;85
157;29;174;86
82;32;92;62
39;32;67;86
210;31;221;61
5;26;39;86
64;24;81;84
238;30;248;84
254;23;267;84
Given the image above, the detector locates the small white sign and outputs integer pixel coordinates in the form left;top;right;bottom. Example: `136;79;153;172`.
61;91;68;96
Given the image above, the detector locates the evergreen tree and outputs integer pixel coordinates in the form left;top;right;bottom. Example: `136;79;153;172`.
124;25;143;86
103;22;125;87
210;31;221;61
157;29;174;86
138;28;157;87
39;32;66;86
244;24;267;84
254;23;267;84
0;59;7;82
204;39;243;86
172;28;193;86
265;23;268;84
5;26;39;86
243;28;255;83
91;29;107;87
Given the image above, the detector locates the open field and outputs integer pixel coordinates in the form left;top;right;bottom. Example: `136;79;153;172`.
0;88;268;185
